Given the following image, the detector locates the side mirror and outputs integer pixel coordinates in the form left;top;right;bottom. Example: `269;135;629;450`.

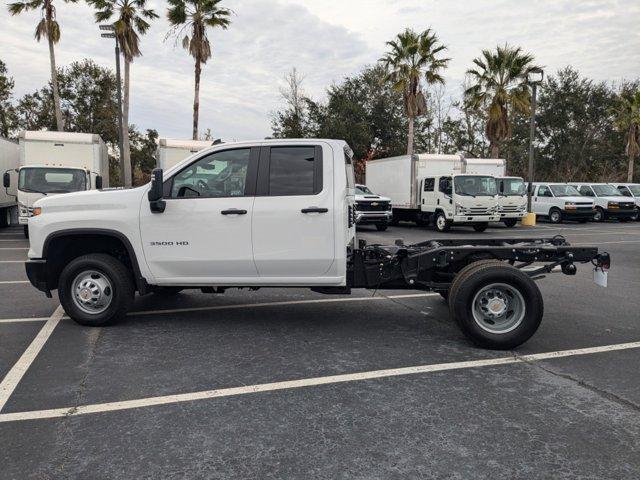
95;175;103;190
3;172;10;188
148;168;166;213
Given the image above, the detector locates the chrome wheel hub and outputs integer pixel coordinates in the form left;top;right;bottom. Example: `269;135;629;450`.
472;283;526;334
72;270;113;315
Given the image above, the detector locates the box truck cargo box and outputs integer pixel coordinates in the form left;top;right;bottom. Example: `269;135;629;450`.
156;139;216;170
0;137;20;227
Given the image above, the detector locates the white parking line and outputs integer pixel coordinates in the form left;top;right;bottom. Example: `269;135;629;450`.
0;317;50;324
1;340;638;423
0;281;29;285
0;261;25;264
0;239;28;242
129;292;440;317
0;306;65;412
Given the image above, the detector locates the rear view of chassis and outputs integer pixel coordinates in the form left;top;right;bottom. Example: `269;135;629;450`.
347;235;610;349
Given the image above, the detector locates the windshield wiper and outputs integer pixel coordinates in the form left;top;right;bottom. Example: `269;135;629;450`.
21;188;48;195
456;192;476;197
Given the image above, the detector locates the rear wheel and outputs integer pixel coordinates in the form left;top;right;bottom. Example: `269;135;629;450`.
58;254;134;327
548;208;563;224
0;208;9;228
434;212;450;232
449;263;543;349
503;218;518;228
473;223;488;232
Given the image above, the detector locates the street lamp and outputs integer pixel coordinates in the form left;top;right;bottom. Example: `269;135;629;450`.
526;70;544;214
100;24;125;187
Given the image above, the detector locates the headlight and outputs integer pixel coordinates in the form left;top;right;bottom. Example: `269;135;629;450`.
564;202;577;210
607;201;619;208
18;202;28;216
455;203;465;215
32;207;42;216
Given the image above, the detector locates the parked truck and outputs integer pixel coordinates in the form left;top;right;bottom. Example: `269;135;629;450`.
570;183;638;222
354;184;392;231
2;131;109;237
156;138;217;170
0;137;20;227
25;139;609;350
366;154;500;232
463;158;527;228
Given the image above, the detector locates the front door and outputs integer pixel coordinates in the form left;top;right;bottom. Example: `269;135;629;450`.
251;144;335;279
533;184;552;215
140;147;259;283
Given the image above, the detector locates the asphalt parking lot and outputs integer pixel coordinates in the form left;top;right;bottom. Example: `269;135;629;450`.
1;220;639;479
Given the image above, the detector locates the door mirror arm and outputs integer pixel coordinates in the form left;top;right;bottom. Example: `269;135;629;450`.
148;168;166;213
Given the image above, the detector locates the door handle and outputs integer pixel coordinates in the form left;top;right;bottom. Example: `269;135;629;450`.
301;207;328;213
221;209;247;215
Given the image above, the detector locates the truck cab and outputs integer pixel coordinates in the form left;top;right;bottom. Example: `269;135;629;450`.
609;183;640;220
495;177;527;227
420;174;499;232
354;184;392;231
570;183;638;222
531;183;595;223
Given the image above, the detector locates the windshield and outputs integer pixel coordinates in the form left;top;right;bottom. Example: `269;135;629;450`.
550;184;580;197
18;167;87;194
499;178;525;196
454;176;497;197
592;184;623;197
355;185;374;195
628;185;640;196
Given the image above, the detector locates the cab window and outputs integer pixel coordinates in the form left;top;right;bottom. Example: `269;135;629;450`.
424;178;435;192
537;185;552;197
617;186;631;197
578;186;594;196
439;177;452;195
170;148;251;198
268;146;321;196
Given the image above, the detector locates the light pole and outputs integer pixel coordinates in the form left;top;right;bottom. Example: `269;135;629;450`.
100;25;125;187
527;70;544;213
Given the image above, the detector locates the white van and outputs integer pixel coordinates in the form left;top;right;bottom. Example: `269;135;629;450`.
531;183;595;223
569;183;637;222
609;183;640;221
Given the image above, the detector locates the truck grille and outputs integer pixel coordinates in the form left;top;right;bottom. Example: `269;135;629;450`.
468;207;490;215
620;202;635;209
356;201;390;212
499;205;521;213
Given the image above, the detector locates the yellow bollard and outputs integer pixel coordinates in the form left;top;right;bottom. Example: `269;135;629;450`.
521;212;536;226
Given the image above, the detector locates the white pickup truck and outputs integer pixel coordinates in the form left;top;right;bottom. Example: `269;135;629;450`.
25;139;609;349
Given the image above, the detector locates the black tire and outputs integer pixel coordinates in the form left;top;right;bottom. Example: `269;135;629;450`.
376;223;388;231
503;218;518;228
548;208;563;224
449;263;543;350
593;207;605;222
434;211;450;232
473;223;488;232
0;208;9;228
23;225;29;238
577;218;589;224
58;254;134;327
152;286;184;295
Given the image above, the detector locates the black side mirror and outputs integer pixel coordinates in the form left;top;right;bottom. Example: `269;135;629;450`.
95;175;103;190
148;168;166;213
3;172;10;188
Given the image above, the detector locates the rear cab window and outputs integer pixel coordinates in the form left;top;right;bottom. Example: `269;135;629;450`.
257;145;323;196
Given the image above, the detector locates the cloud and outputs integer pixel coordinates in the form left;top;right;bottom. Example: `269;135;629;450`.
1;0;638;141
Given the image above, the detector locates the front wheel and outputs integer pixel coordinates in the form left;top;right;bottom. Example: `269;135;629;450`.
548;208;563;224
593;207;605;222
434;212;451;232
23;225;29;238
503;218;518;228
58;254;134;327
473;223;488;232
449;262;543;349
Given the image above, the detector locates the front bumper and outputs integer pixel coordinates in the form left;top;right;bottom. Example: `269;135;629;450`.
605;209;637;219
452;214;500;223
25;259;50;295
499;212;526;219
356;211;392;225
18;216;29;225
562;209;595;219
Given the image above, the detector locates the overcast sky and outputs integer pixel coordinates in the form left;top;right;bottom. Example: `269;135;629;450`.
2;0;639;141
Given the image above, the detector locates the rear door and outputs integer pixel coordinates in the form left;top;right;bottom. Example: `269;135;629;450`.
251;143;335;279
140;146;259;282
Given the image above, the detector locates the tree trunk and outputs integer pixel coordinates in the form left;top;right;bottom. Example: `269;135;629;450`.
407;116;414;155
47;29;64;131
490;141;499;159
628;153;635;183
192;58;201;140
122;59;132;187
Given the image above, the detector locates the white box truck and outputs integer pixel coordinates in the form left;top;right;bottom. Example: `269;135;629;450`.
366;154;500;232
463;158;527;228
156;138;217;170
2;131;109;237
24;138;610;350
0;137;20;227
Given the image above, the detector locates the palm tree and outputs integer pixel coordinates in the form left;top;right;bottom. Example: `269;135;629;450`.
613;90;640;182
167;0;231;140
380;28;449;155
8;0;77;131
88;0;158;187
465;44;542;158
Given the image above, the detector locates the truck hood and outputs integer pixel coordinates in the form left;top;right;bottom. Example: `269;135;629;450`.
355;194;391;202
556;196;593;204
599;196;630;203
34;186;145;212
